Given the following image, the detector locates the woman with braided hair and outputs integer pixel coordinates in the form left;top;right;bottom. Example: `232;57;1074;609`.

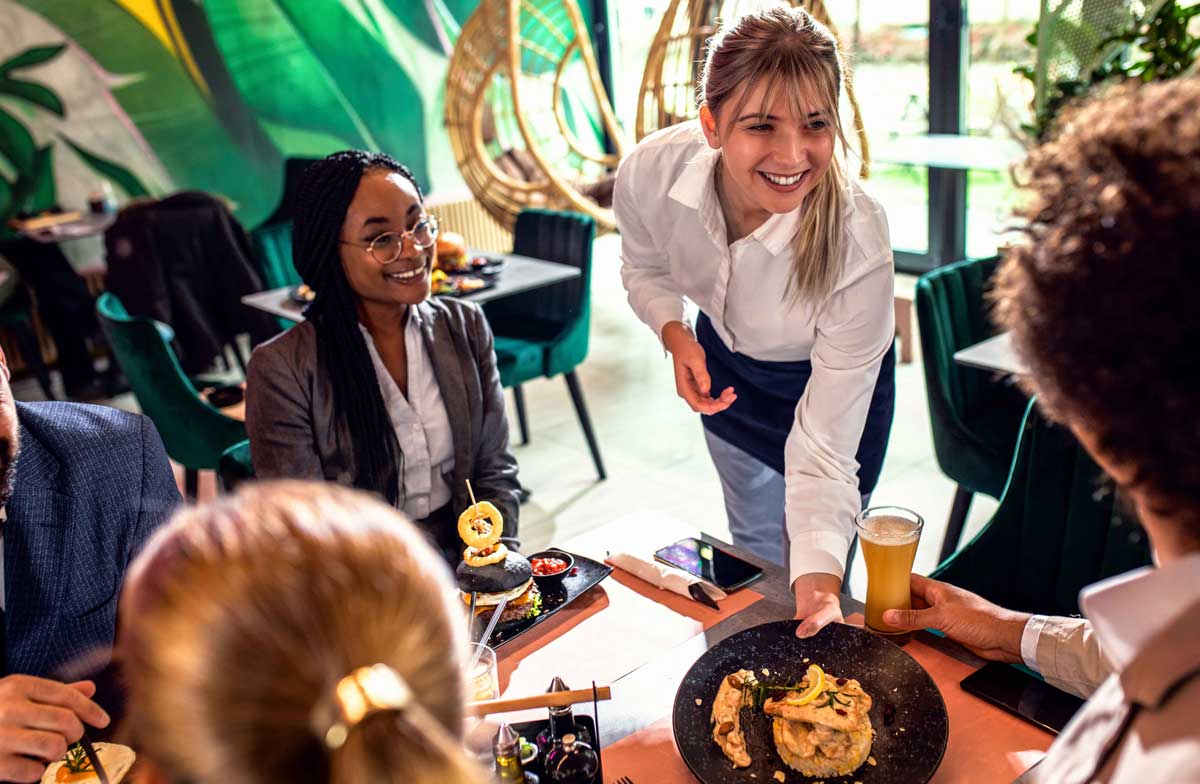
245;151;520;562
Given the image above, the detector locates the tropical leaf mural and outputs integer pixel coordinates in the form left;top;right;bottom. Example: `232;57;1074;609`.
1;0;606;228
0;27;155;230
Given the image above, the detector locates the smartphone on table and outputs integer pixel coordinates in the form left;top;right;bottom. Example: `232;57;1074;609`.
653;537;764;592
961;661;1086;735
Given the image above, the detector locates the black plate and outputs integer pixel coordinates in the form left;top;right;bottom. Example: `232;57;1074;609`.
673;621;948;783
487;551;612;649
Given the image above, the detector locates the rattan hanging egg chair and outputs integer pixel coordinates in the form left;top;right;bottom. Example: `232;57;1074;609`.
445;0;626;233
636;0;870;177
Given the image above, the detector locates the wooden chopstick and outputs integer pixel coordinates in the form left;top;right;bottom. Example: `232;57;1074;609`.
466;686;613;717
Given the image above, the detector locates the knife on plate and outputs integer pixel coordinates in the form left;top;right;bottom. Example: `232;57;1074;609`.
79;732;110;784
688;583;721;610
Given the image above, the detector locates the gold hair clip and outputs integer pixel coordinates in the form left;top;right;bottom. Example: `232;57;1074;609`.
318;663;412;749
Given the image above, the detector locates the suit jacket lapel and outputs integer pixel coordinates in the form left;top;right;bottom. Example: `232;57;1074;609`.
4;424;74;677
418;302;473;493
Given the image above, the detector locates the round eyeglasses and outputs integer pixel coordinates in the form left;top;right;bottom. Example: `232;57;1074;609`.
340;215;439;265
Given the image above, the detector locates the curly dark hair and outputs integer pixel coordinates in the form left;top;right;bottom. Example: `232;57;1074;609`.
993;78;1200;540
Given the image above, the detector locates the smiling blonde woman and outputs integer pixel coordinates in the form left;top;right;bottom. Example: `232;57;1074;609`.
616;6;896;637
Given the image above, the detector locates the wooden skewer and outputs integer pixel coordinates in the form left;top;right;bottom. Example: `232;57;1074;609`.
466;479;478;508
465;686;613;717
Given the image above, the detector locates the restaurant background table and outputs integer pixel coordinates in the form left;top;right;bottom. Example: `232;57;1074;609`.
954;331;1027;376
13;212;114;244
240;250;581;323
871;133;1026;268
488;513;1055;783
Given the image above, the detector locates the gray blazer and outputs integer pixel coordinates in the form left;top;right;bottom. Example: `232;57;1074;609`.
244;298;520;539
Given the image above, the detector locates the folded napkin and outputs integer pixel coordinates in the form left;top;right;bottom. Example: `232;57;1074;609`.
606;552;727;603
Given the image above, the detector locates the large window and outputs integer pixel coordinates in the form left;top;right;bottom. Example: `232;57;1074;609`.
965;0;1038;258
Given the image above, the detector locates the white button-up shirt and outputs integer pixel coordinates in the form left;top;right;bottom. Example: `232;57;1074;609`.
615;121;895;581
359;308;454;520
1016;553;1200;783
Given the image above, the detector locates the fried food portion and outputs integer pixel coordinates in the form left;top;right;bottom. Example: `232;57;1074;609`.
763;673;872;733
711;669;757;768
772;716;873;778
764;668;874;778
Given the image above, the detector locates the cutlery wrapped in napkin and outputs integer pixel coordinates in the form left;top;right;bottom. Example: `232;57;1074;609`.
605;552;726;607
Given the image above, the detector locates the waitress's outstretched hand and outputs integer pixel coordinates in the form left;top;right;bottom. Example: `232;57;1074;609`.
792;572;845;638
662;321;736;415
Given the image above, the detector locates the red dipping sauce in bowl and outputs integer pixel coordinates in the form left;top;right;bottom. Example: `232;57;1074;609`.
531;556;568;576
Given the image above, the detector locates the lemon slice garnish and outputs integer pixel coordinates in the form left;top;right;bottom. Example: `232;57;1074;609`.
785;664;825;706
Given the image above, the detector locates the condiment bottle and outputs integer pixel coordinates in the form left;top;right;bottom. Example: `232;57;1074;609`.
542;733;598;783
494;723;539;783
536;676;577;752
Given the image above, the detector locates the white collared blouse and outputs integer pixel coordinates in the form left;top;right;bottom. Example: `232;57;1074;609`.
615;121;895;581
359;307;455;521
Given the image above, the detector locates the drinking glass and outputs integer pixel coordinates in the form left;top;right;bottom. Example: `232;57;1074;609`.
467;642;500;701
856;506;924;634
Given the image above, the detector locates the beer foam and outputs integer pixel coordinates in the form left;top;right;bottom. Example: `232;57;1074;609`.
858;515;921;545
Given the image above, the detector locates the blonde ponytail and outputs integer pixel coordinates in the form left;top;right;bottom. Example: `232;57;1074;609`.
120;481;488;784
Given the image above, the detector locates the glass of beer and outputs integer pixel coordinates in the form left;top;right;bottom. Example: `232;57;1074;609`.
856;506;924;634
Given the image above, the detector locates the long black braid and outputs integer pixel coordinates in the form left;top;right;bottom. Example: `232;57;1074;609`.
291;150;424;506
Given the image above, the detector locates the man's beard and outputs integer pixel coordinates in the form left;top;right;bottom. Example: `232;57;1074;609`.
0;435;18;508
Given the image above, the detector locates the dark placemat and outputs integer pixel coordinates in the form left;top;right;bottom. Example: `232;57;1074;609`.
488;552;612;649
673;621;948;783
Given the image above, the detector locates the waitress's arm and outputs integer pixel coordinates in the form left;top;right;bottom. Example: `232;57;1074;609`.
785;259;895;593
614;151;688;340
464;304;522;535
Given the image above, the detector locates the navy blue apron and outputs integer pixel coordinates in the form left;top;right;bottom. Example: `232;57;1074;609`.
696;312;895;494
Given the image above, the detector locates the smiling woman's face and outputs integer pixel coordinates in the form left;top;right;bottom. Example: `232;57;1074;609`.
338;169;432;309
700;79;835;219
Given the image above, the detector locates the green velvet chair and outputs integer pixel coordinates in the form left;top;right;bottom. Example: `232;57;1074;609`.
484;209;605;480
96;292;246;499
219;439;255;492
249;221;300;331
916;256;1028;561
932;399;1152;617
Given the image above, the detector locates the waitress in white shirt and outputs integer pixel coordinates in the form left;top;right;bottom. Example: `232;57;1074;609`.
616;6;895;636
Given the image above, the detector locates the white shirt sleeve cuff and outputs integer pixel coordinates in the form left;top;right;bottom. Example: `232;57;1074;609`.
1021;614;1049;673
788;530;853;585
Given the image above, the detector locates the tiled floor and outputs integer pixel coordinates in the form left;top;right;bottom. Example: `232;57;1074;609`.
10;233;997;602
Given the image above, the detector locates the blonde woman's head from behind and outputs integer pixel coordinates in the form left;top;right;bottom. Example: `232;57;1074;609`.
699;5;849;303
120;481;484;784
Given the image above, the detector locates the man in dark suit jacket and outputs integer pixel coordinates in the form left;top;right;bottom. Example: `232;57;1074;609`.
0;346;180;782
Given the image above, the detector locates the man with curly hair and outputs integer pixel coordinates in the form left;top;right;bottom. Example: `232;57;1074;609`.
883;79;1200;781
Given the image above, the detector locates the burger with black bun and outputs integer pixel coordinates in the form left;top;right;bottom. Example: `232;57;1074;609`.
435;230;469;272
455;500;542;625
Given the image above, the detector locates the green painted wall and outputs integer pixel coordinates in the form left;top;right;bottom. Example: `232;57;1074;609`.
0;0;600;231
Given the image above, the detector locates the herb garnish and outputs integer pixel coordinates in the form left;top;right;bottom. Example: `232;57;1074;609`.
63;743;94;773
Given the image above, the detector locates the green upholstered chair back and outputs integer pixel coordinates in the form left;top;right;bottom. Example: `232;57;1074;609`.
219;438;255;491
484;209;595;378
916;256;1026;497
96;292;246;470
932;398;1152;617
250;221;300;291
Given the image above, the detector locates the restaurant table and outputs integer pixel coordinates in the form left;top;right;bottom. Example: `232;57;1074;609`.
12;212;114;244
240;250;581;323
954;331;1027;376
485;513;1055;783
871;133;1027;267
